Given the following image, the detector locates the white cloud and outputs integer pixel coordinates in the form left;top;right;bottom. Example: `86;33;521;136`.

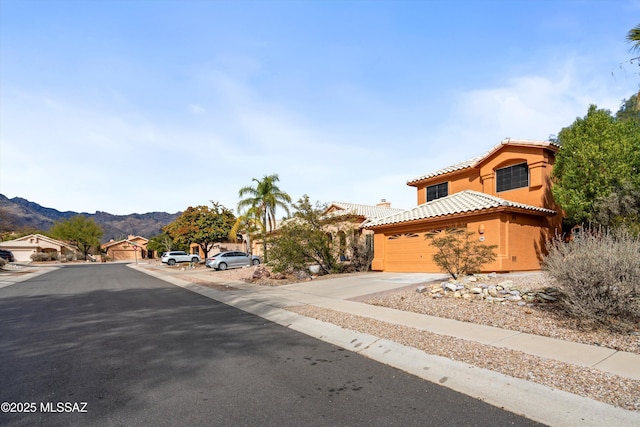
2;49;636;217
188;104;205;114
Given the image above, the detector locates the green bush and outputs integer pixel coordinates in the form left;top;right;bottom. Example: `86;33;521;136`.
543;227;640;331
425;227;497;279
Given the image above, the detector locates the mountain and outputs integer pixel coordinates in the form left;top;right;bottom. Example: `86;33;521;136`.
0;194;180;242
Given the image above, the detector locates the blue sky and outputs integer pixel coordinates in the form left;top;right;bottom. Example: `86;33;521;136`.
1;0;638;216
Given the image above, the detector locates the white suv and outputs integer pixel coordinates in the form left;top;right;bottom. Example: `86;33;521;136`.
161;251;201;265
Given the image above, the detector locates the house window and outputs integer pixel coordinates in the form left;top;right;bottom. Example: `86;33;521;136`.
496;163;529;192
426;182;448;202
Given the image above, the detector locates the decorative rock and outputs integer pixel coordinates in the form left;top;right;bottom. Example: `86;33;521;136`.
293;270;311;280
444;283;457;292
453;291;462;298
252;266;271;279
416;286;427;293
537;292;558;301
467;276;478;282
499;280;514;288
471;287;482;294
455;284;465;291
462;293;471;299
507;295;522;302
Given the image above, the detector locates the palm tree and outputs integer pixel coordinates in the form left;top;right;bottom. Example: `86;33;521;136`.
228;205;262;254
237;174;291;262
626;24;640;111
627;24;640;54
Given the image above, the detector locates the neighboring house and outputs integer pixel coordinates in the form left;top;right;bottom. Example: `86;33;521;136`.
321;201;405;259
102;235;149;261
0;234;78;263
253;200;405;260
365;139;562;273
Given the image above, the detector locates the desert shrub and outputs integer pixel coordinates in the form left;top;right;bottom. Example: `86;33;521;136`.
268;196;340;274
425;227;497;279
543;227;640;331
30;252;59;262
31;252;51;262
346;234;374;272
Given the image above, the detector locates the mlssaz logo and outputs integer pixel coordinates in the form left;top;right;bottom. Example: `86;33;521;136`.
40;402;88;413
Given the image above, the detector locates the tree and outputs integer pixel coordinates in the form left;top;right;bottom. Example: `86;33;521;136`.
49;215;103;261
425;227;497;280
163;202;236;259
616;93;640;122
237;174;291;262
268;195;342;274
626;23;640;55
593;182;640;235
228;205;262;254
551;104;640;226
624;24;640;112
146;232;182;256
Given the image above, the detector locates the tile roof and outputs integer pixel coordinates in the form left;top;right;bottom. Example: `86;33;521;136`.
364;190;556;228
407;139;560;185
326;202;405;223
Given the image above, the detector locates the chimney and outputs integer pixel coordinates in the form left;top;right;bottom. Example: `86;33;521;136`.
376;199;391;208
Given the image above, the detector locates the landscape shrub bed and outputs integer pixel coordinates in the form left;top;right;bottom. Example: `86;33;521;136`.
543;227;640;331
30;252;59;262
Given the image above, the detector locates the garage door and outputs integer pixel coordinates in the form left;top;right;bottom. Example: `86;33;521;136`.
384;232;440;272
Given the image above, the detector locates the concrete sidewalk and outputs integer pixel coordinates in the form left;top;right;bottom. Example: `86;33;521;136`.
131;264;639;427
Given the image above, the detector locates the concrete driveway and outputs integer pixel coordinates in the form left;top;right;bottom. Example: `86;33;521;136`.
279;272;448;300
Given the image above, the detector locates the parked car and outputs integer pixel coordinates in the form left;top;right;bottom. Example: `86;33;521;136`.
205;251;261;270
0;249;15;263
161;251;201;266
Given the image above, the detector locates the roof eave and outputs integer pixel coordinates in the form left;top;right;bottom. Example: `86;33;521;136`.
365;205;556;230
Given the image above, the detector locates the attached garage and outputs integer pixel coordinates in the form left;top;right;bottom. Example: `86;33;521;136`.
367;191;559;273
382;232;439;272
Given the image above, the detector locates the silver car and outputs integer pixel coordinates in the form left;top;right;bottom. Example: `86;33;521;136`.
205;251;261;270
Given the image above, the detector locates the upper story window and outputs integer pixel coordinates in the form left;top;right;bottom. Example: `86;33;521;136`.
496;163;529;192
426;182;448;202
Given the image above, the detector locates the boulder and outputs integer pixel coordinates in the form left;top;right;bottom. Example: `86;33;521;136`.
293;270;312;281
252;266;271;279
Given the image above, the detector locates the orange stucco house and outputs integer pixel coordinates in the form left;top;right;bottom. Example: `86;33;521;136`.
365;139;563;273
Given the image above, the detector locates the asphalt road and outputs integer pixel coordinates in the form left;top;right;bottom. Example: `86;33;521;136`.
0;264;543;426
